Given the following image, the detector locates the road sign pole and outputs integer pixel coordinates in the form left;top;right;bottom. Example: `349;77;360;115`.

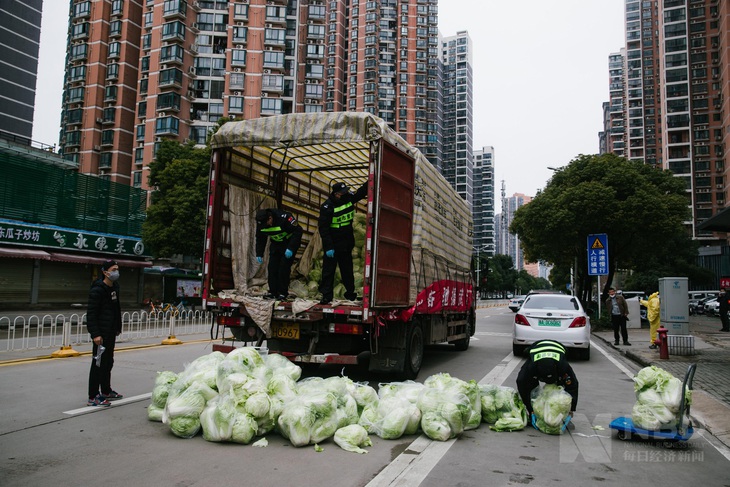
597;275;601;318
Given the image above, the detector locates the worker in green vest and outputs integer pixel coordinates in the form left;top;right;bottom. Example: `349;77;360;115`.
255;208;303;300
317;180;368;304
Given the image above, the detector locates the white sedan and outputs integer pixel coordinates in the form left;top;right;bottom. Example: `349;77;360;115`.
512;293;591;360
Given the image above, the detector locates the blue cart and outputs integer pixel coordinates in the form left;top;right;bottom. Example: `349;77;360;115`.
609;364;696;448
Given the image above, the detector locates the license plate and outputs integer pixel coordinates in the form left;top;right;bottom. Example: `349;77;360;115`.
538;320;561;327
272;323;300;340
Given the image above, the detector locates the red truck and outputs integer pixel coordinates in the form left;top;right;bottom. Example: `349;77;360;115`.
203;112;475;379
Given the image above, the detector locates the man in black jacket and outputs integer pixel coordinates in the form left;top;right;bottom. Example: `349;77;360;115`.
86;260;124;406
317;180;368;304
255;208;303;300
718;288;730;332
516;340;579;420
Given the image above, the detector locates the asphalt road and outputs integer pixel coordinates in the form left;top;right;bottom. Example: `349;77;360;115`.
1;307;728;487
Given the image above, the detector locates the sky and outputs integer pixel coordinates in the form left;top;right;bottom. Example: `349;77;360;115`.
32;0;625;205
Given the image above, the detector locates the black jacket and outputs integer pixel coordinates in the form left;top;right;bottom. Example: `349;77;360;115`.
255;209;303;256
318;181;368;252
86;278;122;339
516;341;579;413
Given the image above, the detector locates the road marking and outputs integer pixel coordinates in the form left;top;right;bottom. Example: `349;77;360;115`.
474;331;512;337
591;340;636;378
365;352;522;487
63;393;152;415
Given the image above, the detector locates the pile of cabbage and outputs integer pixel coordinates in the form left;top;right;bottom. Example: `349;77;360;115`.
148;350;525;453
530;384;573;435
631;365;692;430
479;384;528;432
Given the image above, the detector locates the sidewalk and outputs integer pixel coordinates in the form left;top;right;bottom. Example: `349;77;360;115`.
593;314;730;448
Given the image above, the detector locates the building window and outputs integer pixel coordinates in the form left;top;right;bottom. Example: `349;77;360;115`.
233;4;248;18
261;98;282;115
109;20;122;37
104;86;118;102
139;78;148;95
108;42;121;59
138;101;147;118
264;28;286;45
70;44;88;61
155;116;180;135
69;65;87;82
162;21;186;41
263;51;284;68
67;87;84;103
156;92;181;111
142;33;152;50
160;45;184;64
233;26;247;43
231;49;246;66
136;124;145;141
73;1;91;18
101;129;115;145
262;74;283;91
135;147;144;164
66;109;83;124
229;73;244;89
111;0;123;16
229;96;243;113
71;22;89;39
99;152;112;169
159;67;183;86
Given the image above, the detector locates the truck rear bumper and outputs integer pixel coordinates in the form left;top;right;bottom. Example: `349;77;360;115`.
279;351;359;365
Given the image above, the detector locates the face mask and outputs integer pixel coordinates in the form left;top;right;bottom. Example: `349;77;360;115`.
106;270;120;282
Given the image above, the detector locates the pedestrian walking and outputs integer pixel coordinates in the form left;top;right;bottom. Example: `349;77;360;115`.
255;208;303;300
86;260;124;406
640;292;661;349
718;288;730;332
606;287;631;346
318;180;368;304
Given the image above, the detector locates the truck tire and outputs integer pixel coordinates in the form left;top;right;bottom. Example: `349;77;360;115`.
402;323;424;380
453;313;474;351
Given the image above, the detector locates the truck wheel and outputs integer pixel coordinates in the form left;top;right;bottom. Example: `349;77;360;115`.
403;323;424;380
453;332;470;351
513;344;526;357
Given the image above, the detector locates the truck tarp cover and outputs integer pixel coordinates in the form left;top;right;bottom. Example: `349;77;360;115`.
210;112;473;312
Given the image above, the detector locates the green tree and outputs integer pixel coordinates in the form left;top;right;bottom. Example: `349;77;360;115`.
142;140;211;258
509;153;692;303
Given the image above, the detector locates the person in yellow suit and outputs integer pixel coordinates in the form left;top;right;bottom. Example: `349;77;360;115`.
640;292;661;349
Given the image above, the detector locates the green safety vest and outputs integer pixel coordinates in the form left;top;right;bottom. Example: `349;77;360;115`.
529;341;566;362
261;225;291;242
330;201;354;229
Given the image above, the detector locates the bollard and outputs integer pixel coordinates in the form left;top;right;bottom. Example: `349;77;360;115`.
51;320;80;358
161;315;183;345
655;326;669;360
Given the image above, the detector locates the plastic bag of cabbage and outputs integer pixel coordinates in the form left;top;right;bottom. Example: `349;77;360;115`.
531;384;572;435
478;384;528;432
631;365;692;430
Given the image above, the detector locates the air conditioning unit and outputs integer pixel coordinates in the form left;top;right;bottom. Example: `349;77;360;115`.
267;46;273;51
234;91;241;96
96;118;103;124
263;69;271;74
262;92;268;97
159;112;167;117
235;67;241;72
161;64;167;70
190;44;198;52
188;66;196;75
191;22;198;30
93;145;101;151
266;23;272;28
237;21;244;26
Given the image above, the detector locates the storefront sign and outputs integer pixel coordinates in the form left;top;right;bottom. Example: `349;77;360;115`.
0;219;147;258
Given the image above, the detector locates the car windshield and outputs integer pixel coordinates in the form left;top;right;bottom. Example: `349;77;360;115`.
523;295;580;311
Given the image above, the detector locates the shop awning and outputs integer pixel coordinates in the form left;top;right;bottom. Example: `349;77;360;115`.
0;248;51;260
48;252;153;268
697;206;730;232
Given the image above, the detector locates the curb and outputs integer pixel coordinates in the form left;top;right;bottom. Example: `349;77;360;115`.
593;332;730;448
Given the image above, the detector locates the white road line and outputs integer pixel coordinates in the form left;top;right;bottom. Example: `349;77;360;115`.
366;352;521;487
591;339;636;378
63;393;152;415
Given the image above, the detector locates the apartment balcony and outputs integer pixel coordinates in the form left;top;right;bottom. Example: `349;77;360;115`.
162;1;187;20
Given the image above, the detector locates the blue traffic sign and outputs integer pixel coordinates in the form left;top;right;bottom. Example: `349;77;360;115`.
587;234;609;276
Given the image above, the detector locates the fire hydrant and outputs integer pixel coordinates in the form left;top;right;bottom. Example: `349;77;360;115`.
655;326;669;360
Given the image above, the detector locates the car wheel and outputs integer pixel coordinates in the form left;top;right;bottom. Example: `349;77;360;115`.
512;343;526;357
577;347;591;361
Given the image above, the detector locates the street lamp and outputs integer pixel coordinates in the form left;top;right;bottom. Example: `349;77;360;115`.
473;245;490;300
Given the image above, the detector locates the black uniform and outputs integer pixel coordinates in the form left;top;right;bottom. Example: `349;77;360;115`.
87;277;122;399
255;209;303;299
318;181;368;303
516;340;579;414
719;290;730;331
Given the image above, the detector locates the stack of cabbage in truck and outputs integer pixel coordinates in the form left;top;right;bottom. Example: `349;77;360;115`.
205;112;475;378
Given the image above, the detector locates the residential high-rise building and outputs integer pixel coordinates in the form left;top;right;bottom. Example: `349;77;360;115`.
605;49;626;156
473;146;495;257
440;30;473;206
500;192;531;271
608;0;729;246
58;0;444;189
0;0;43;143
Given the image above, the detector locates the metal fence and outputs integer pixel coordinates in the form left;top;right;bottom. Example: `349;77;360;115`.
0;310;214;353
